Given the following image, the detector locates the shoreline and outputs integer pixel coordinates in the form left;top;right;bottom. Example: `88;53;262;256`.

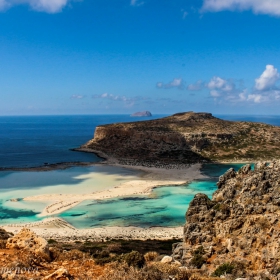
0;149;251;241
2;217;183;242
0;161;99;172
23;162;206;217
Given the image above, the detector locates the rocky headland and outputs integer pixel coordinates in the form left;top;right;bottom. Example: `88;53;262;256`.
78;111;280;166
173;160;280;279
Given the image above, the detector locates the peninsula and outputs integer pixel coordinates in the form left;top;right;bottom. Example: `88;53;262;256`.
78;111;280;165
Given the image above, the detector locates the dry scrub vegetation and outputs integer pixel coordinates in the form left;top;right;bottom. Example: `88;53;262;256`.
0;235;222;280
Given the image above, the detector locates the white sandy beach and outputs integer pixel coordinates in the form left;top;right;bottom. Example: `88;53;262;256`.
23;163;206;217
1;163;206;240
3;217;183;241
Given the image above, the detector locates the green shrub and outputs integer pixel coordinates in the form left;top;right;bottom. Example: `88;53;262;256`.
190;254;205;269
193;246;205;256
92;250;117;265
212;263;234;277
122;251;145;268
190;246;206;269
47;239;57;244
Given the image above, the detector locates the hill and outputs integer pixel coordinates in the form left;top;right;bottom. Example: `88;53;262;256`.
80;111;280;165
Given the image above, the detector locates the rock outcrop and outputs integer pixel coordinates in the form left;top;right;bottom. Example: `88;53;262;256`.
173;160;280;278
130;111;152;117
0;228;13;240
81;111;280;166
6;228;50;261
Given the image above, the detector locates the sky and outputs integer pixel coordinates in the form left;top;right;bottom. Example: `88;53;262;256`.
1;0;280;115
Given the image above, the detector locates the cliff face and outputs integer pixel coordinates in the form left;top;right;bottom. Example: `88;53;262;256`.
173;161;280;278
82;112;280;164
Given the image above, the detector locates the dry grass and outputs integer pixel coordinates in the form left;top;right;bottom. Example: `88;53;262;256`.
98;261;191;280
55;249;89;262
144;251;159;262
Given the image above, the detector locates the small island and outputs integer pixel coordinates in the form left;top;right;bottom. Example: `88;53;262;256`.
130;111;152;117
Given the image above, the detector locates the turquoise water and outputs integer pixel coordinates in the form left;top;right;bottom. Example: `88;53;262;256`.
0;113;273;228
59;163;247;228
0;165;140;225
60;180;217;228
0;163;249;228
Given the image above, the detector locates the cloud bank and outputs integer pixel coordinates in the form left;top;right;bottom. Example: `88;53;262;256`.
202;0;280;16
156;78;185;90
0;0;71;13
206;65;280;104
92;92;149;107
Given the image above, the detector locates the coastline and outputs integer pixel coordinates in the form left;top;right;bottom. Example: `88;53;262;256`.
0;147;251;241
0;160;205;241
23;162;206;217
2;217;183;242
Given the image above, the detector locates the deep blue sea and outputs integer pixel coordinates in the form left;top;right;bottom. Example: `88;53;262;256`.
0;114;279;228
0;114;279;168
0;114;166;168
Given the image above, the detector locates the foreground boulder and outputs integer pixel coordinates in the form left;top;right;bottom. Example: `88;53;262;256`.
0;228;13;240
6;228;50;261
173;161;280;278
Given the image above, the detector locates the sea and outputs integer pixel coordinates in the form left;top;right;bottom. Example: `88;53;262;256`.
0;114;279;228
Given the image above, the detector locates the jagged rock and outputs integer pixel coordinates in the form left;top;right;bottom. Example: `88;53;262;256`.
217;168;236;189
238;164;251;175
174;161;280;277
6;228;50;261
43;268;73;280
161;256;173;264
0;228;13;240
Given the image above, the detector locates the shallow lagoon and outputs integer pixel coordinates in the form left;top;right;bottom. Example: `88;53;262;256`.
0;163;246;227
0;165;140;225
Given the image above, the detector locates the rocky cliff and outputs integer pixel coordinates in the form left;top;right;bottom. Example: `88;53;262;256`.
81;111;280;165
173;161;280;278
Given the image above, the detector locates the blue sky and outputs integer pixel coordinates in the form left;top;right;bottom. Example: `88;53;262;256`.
1;0;280;115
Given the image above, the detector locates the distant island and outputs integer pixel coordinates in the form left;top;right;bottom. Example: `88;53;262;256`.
78;111;280;166
130;111;152;117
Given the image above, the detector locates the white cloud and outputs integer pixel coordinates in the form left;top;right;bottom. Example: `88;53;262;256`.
71;94;85;99
247;94;264;103
207;76;236;98
202;0;280;16
181;9;188;19
208;76;227;90
0;0;71;13
130;0;144;7
157;78;185;89
210;90;220;97
187;80;204;91
92;92;149;107
255;65;280;91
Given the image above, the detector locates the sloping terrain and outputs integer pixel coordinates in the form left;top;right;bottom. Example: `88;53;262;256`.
82;112;280;165
173;161;280;279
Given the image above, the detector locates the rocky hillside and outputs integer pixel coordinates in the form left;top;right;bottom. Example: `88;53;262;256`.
173;160;280;279
80;112;280;165
0;227;214;280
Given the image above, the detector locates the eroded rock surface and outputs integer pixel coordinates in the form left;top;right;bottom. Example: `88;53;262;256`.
173;161;280;278
6;228;50;261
